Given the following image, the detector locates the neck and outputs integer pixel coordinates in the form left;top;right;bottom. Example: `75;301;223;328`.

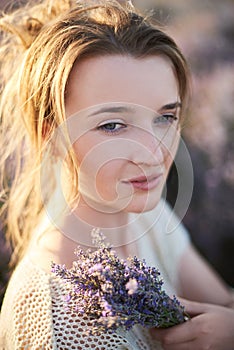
31;196;145;271
59;197;131;248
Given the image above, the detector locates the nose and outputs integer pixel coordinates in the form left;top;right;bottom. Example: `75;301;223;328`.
130;130;165;166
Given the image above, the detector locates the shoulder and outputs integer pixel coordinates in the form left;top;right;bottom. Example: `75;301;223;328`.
0;256;56;348
2;255;52;305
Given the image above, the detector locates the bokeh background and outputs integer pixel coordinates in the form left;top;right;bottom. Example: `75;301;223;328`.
1;0;234;307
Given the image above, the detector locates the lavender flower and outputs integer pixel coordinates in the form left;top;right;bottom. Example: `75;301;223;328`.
51;229;188;335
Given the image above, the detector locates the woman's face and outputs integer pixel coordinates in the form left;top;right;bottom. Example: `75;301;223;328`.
65;55;181;214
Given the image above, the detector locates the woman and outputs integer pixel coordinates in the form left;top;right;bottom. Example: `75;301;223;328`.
0;0;233;349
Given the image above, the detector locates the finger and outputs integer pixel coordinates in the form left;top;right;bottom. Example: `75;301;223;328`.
162;340;197;350
150;318;197;344
178;297;210;316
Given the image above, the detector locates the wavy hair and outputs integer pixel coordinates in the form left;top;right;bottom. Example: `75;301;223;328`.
0;0;190;265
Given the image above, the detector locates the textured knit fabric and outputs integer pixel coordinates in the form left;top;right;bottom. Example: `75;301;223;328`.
0;200;190;349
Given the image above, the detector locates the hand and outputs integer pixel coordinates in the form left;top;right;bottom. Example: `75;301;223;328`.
150;298;234;350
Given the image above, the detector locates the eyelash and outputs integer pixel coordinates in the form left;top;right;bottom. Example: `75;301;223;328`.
154;114;178;125
97;122;127;134
97;113;178;135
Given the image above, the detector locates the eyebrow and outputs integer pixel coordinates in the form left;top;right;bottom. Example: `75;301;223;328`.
88;106;134;117
88;101;182;117
160;102;182;111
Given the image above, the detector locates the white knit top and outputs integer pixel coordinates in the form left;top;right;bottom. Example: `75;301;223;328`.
0;200;190;349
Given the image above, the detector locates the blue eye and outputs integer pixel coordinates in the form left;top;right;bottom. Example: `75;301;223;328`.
154;114;178;126
97;122;126;134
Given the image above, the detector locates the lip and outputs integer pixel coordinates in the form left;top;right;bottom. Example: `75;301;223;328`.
122;174;163;191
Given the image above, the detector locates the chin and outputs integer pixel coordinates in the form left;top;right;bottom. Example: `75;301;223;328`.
124;197;161;214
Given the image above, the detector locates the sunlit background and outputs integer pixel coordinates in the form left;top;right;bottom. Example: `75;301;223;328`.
1;0;234;306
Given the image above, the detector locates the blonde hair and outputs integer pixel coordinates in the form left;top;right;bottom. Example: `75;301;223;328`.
0;0;190;266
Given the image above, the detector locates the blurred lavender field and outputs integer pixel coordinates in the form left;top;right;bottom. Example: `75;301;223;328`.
0;229;11;307
1;0;234;307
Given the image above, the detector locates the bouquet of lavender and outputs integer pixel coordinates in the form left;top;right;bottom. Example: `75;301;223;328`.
51;229;188;335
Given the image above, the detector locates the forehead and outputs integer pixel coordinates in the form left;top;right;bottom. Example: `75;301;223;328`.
65;55;179;116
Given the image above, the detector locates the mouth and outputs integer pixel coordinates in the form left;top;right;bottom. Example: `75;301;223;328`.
122;174;163;191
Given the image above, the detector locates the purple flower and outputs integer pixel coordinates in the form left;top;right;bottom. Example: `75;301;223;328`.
89;263;103;274
51;229;188;335
125;278;138;295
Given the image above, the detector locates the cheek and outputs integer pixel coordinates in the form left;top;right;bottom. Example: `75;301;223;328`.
163;131;180;172
73;134;134;172
73;134;95;165
73;136;128;201
95;160;124;198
